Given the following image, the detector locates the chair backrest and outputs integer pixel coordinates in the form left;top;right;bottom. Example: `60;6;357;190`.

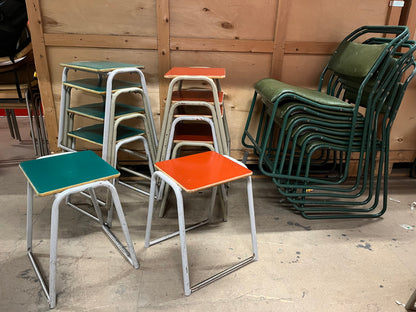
0;0;29;60
319;25;409;109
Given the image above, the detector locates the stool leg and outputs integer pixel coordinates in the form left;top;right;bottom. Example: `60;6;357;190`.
144;173;161;247
176;190;191;296
26;183;33;254
48;192;65;308
88;188;104;224
145;172;192;295
104;181;139;269
26;182;54;307
246;176;258;260
209;186;218;221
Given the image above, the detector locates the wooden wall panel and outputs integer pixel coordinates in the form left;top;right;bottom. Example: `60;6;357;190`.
390;81;416;151
280;54;330;87
25;0;416;165
286;0;389;41
40;0;157;36
170;0;277;40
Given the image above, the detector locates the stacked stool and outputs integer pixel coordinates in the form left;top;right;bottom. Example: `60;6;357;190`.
156;67;230;163
156;67;231;219
58;61;157;195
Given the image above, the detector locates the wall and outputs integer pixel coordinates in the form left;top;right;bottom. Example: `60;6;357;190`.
26;0;416;164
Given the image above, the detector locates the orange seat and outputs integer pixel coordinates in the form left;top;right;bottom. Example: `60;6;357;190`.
155;151;252;192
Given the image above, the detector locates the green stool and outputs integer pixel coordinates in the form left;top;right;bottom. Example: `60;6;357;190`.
20;150;138;309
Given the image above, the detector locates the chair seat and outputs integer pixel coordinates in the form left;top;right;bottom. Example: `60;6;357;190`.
255;78;352;107
155;151;252;193
67;102;144;121
19;150;119;196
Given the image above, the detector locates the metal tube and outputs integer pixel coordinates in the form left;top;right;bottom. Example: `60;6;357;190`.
28;251;50;301
190;255;256;293
148;219;209;247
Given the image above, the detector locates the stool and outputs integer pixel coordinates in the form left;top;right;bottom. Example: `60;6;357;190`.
19;150;139;309
144;151;258;296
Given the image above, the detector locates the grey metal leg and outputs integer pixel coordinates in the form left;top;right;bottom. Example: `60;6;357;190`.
406;289;416;311
145;168;258;296
27;180;139;309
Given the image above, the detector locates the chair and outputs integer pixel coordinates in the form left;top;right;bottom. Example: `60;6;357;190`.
241;25;414;218
144;150;257;296
20;150;139;308
0;43;49;156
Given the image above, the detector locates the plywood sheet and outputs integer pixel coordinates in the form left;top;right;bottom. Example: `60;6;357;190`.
286;0;389;42
281;54;331;87
40;0;157;36
170;0;277;40
390;82;416;152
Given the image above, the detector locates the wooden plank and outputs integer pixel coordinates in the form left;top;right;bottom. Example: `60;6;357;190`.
385;1;403;26
169;0;277;41
271;0;292;79
400;0;416;39
157;0;171;124
171;38;273;53
44;33;157;50
284;41;339;55
25;0;59;152
41;0;156;37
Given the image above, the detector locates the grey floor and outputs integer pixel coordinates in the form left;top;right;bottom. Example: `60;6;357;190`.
2;117;416;312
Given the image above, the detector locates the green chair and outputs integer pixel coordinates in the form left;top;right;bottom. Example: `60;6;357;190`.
241;25;414;218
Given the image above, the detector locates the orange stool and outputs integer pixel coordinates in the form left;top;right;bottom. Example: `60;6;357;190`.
144;151;258;295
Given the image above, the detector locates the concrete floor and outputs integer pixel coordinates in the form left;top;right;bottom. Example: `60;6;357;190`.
2;117;416;312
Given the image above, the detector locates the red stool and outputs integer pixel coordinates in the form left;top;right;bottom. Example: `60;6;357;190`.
144;150;258;295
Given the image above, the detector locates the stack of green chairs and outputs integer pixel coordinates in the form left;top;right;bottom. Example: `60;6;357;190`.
242;25;416;219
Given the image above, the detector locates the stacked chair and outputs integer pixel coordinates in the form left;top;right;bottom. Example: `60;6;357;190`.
242;25;416;219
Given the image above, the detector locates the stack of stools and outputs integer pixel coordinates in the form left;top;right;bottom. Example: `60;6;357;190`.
156;67;230;162
156;67;231;219
58;61;158;196
20;151;139;308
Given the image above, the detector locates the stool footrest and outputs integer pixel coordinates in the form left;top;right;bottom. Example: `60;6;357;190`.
28;251;51;305
101;225;139;268
190;254;256;294
67;201;101;223
148;219;209;247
